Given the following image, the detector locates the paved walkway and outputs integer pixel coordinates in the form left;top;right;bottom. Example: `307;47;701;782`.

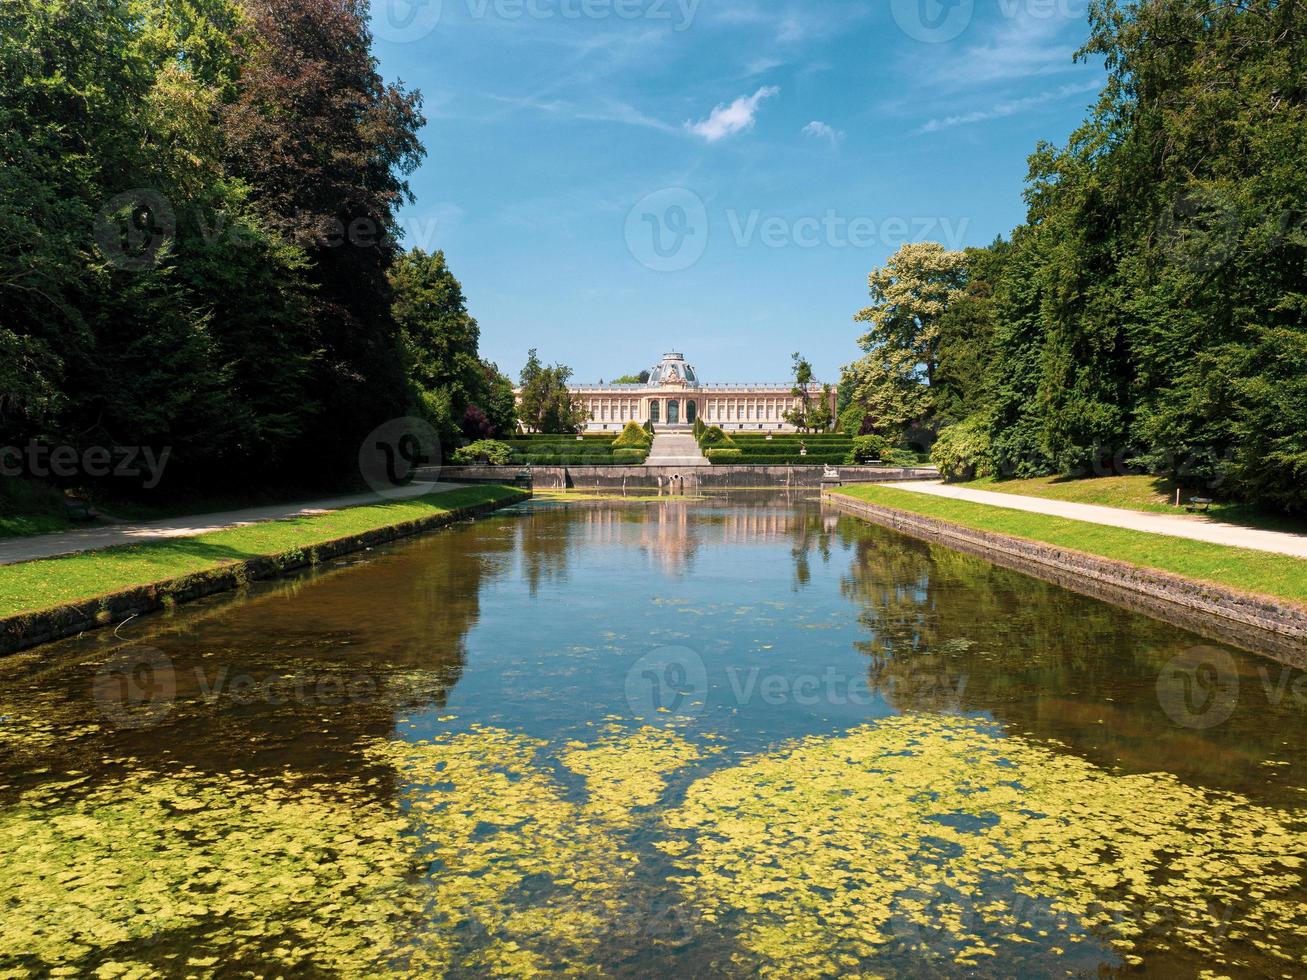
0;482;460;566
880;481;1307;560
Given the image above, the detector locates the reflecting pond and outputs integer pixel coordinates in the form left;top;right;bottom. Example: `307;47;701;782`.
1;492;1305;977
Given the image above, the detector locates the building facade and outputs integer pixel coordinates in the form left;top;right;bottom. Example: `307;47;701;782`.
528;352;837;433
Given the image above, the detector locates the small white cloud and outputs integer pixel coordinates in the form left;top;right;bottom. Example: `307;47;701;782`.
686;86;779;142
802;120;844;145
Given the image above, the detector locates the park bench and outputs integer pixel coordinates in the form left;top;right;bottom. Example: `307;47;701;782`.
1186;497;1214;513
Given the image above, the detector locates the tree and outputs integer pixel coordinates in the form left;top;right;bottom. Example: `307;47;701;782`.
224;0;426;471
390;248;485;444
517;350;586;434
782;352;815;430
611;371;650;384
855;242;967;389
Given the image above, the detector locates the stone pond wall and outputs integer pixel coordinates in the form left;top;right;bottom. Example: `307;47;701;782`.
430;464;939;491
824;490;1307;665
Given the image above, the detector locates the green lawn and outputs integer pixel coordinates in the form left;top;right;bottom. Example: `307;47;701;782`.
959;474;1307;534
833;484;1307;607
0;485;525;619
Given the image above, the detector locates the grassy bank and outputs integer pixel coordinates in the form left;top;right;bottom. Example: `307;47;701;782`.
0;485;525;620
958;475;1306;534
833;484;1307;607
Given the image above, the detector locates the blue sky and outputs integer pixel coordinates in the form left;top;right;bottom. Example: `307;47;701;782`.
370;0;1105;385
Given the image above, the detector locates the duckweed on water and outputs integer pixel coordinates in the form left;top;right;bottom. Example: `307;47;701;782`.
667;714;1307;976
3;715;1307;976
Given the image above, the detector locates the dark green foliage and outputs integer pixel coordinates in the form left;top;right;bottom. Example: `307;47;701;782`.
931;418;994;482
846;435;891;465
873;0;1307;512
450;440;512;465
705;448;743;463
0;0;466;500
612;448;649;463
837;404;869;436
517;350;587;434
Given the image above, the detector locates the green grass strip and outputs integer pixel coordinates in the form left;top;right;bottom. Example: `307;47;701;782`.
0;485;525;619
833;484;1307;607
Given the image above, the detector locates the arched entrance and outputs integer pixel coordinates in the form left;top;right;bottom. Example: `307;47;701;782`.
667;400;680;424
686;401;697;425
649;400;660;424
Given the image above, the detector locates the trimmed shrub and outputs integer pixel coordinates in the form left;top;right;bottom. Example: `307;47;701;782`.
613;448;648;463
451;440;512;465
931;418;993;481
613;421;652;449
705;448;743;463
692;417;706;440
698;425;734;448
845;434;891;464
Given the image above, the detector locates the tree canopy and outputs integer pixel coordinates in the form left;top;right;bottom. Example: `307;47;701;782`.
840;0;1307;513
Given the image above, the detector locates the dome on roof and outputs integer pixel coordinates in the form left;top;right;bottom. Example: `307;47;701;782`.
648;352;700;387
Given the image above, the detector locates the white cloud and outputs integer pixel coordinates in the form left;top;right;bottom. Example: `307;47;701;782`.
916;80;1100;133
802;120;844;145
686;86;780;142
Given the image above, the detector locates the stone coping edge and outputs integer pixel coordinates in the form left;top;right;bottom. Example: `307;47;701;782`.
0;489;529;657
824;490;1307;664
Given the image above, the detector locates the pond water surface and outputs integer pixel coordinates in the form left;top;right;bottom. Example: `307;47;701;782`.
2;492;1305;977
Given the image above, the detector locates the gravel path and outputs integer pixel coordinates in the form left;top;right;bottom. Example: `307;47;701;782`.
879;481;1307;560
0;482;461;566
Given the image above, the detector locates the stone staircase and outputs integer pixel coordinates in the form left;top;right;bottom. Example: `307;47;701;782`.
645;431;709;467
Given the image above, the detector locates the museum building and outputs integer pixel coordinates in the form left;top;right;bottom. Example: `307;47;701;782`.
540;352;837;433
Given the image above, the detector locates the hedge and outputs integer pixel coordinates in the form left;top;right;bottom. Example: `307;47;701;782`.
612;448;649;463
705;448;743;462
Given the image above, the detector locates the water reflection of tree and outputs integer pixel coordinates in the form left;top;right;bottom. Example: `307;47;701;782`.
0;521;518;788
837;519;1307;799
